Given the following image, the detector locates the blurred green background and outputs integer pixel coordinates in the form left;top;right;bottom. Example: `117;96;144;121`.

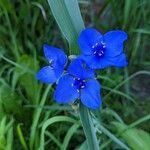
0;0;150;149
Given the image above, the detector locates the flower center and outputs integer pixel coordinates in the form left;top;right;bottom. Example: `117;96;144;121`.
73;78;86;92
92;42;106;57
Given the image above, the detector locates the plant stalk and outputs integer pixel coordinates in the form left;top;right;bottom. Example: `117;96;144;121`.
79;102;99;150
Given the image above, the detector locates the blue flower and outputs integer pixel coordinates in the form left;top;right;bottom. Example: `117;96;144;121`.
54;58;102;109
36;44;67;83
78;28;128;69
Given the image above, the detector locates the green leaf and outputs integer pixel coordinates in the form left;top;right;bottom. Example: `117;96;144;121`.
0;85;22;115
123;0;132;27
15;55;39;104
79;103;99;150
45;131;62;148
17;123;28;150
132;28;150;34
47;0;85;54
0;0;13;13
0;100;4;119
6;127;13;150
29;85;51;150
76;141;88;150
39;116;77;150
0;117;14;150
112;122;150;150
128;114;150;128
61;123;80;150
97;123;130;150
0;117;7;149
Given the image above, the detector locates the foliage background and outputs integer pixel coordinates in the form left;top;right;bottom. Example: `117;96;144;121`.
0;0;150;149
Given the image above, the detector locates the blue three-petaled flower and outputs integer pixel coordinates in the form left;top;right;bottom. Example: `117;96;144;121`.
36;28;128;109
36;44;67;83
78;28;128;69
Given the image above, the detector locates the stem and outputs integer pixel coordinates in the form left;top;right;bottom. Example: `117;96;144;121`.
29;85;51;149
79;102;99;150
47;1;99;149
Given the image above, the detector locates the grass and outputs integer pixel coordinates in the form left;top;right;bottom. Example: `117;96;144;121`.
0;0;150;149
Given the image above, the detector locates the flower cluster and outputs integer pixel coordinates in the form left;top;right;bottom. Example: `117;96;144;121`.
36;28;128;109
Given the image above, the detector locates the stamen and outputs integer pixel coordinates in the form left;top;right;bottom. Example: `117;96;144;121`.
93;51;97;54
81;85;85;89
92;41;106;57
49;59;53;64
73;78;86;91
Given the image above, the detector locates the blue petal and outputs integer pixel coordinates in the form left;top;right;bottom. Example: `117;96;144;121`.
43;44;67;67
78;28;103;55
80;79;101;109
36;66;59;84
68;58;95;79
104;30;127;57
79;55;111;69
54;74;79;104
80;53;128;69
108;53;128;67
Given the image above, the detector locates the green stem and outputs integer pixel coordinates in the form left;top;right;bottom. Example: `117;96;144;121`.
47;1;99;149
29;85;51;149
79;103;99;150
